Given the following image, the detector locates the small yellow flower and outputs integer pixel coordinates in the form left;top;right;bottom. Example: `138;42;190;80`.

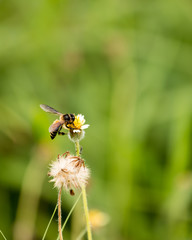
68;114;89;142
68;114;90;133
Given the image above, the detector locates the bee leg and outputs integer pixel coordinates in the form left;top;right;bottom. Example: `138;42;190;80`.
66;123;73;130
58;132;66;135
56;125;66;136
57;125;65;136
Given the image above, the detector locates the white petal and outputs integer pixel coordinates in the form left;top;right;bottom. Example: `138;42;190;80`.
81;124;90;129
73;129;81;133
76;114;85;125
76;114;84;120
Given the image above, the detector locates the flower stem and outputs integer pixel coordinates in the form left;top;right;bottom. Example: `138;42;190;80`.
58;186;63;240
56;192;82;240
75;141;92;240
75;140;80;156
82;185;92;240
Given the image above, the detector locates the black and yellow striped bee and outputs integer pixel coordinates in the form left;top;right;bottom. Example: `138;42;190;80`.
40;104;75;140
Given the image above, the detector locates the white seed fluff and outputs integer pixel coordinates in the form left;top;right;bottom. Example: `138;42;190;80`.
49;152;90;191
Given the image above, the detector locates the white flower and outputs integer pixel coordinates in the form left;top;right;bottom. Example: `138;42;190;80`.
49;152;90;193
72;114;90;133
68;114;89;142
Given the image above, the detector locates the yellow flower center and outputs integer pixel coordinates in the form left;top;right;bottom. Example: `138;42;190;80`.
66;114;85;130
73;114;85;129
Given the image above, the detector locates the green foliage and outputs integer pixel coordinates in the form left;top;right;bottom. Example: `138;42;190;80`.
0;0;192;239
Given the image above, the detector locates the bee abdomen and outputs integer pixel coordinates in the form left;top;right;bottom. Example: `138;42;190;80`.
50;131;57;140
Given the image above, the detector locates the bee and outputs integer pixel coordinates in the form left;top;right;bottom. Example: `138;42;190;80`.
40;104;75;140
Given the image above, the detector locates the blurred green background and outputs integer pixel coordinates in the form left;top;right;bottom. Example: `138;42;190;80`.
0;0;192;239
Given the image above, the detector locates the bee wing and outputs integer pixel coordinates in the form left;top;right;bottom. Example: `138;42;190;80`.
49;121;62;133
40;104;62;115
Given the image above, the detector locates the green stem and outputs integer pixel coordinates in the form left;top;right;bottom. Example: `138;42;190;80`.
75;141;92;240
0;230;7;240
81;185;92;240
42;204;58;240
75;141;80;157
76;227;87;240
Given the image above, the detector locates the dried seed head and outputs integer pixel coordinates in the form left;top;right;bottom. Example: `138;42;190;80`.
49;152;90;193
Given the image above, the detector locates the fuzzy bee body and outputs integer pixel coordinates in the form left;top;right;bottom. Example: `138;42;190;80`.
40;104;75;140
49;120;63;139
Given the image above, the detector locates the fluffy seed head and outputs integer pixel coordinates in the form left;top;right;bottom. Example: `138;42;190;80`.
49;152;90;192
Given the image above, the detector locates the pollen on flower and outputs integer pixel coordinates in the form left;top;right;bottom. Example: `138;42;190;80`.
68;114;90;132
74;114;85;128
49;152;90;193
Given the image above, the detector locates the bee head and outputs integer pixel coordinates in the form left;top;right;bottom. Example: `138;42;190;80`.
70;114;75;122
64;114;70;121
